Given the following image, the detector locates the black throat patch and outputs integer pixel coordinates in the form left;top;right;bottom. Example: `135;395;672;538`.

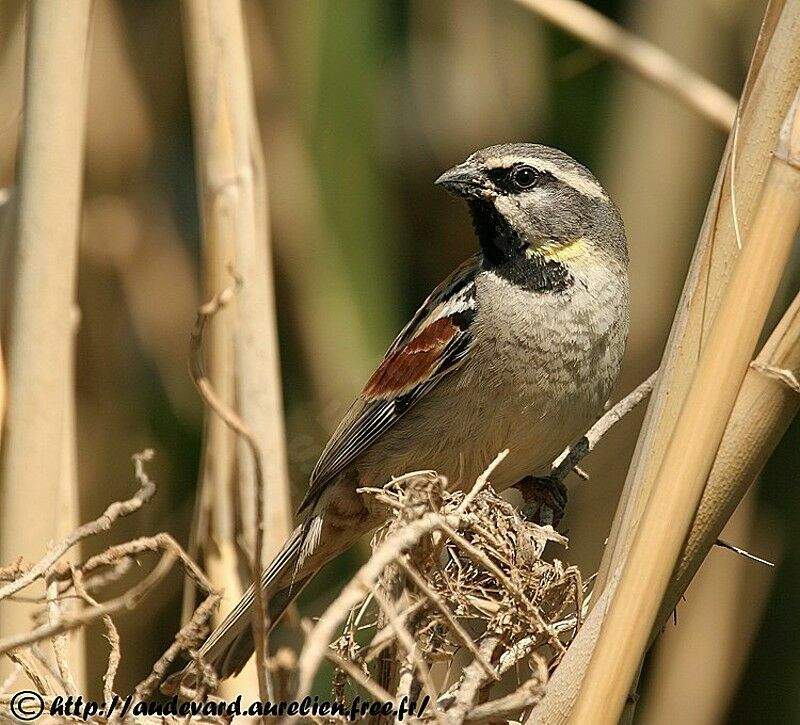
468;198;573;293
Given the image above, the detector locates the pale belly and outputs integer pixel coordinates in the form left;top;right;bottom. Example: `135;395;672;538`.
355;375;598;494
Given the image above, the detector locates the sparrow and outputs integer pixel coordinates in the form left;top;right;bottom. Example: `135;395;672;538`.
184;143;629;683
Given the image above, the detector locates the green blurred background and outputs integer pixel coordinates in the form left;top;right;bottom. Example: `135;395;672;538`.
1;0;798;722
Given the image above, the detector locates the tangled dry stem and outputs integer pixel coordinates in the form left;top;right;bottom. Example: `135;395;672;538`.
299;468;586;724
290;375;655;723
0;452;223;725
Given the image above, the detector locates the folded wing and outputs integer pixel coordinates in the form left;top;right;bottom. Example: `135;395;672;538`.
298;254;481;514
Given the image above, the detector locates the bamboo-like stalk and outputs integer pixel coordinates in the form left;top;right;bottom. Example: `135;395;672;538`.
0;339;5;456
639;497;771;725
660;290;800;624
181;0;292;701
0;0;91;685
180;0;248;700
511;0;737;131
568;86;800;724
527;272;800;725
623;293;799;723
594;0;800;603
528;7;800;720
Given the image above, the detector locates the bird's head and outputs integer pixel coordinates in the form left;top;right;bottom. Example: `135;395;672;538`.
436;143;627;274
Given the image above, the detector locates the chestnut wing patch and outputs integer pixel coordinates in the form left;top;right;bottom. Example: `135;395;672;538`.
363;316;461;398
298;257;480;514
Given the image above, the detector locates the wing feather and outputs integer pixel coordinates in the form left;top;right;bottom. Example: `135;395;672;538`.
297;254;481;514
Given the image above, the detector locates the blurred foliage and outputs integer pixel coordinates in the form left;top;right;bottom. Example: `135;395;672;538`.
1;0;798;721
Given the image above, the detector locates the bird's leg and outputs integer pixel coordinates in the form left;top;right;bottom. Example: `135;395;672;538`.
516;435;590;526
516;474;569;527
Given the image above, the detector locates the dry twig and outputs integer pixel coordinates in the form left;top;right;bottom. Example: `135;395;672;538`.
0;552;178;656
189;277;273;702
0;450;220;711
71;569;119;705
0;450;157;603
512;0;737;130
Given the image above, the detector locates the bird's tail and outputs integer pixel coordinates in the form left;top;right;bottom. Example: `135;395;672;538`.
204;572;315;680
170;522;317;686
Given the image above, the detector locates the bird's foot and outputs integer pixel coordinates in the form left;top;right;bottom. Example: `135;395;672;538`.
516;474;568;527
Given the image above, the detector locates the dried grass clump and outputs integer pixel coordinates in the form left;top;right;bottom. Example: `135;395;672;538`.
322;471;585;723
0;452;223;724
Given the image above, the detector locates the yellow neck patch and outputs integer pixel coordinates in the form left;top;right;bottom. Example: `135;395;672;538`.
534;237;588;262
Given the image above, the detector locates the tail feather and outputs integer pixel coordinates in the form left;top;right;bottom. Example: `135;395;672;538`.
212;573;315;679
175;523;316;685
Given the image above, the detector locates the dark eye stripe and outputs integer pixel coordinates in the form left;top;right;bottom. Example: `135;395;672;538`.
486;164;555;194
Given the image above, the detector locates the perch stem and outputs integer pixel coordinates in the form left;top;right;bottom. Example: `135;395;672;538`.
570;86;800;725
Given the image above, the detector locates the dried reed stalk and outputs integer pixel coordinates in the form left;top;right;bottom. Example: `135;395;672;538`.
0;339;5;456
529;284;800;725
182;0;292;702
0;0;91;687
595;0;800;604
529;5;800;720
569;86;800;724
660;289;800;624
179;0;248;700
512;0;737;131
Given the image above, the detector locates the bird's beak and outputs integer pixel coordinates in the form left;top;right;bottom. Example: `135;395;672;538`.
435;163;485;198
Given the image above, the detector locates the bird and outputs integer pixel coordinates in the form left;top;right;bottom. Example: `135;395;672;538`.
183;142;629;684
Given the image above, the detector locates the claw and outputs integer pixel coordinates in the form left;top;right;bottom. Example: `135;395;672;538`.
515;475;568;527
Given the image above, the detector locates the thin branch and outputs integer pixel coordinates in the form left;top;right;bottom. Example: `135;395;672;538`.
465;676;544;723
323;648;394;704
456;450;508;514
714;538;775;568
295;512;449;702
550;373;657;485
71;569;119;705
396;559;497;680
512;0;737;131
0;552;177;656
189;277;273;702
72;533;214;595
438;524;564;657
362;600;426;663
0;450;157;602
4;650;52;695
133;593;221;702
45;577;78;696
442;635;500;725
372;588;444;725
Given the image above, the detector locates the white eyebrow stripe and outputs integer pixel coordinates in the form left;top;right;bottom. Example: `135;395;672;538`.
483;154;608;200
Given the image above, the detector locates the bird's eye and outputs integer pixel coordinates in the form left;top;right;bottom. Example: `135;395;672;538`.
511;165;539;190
